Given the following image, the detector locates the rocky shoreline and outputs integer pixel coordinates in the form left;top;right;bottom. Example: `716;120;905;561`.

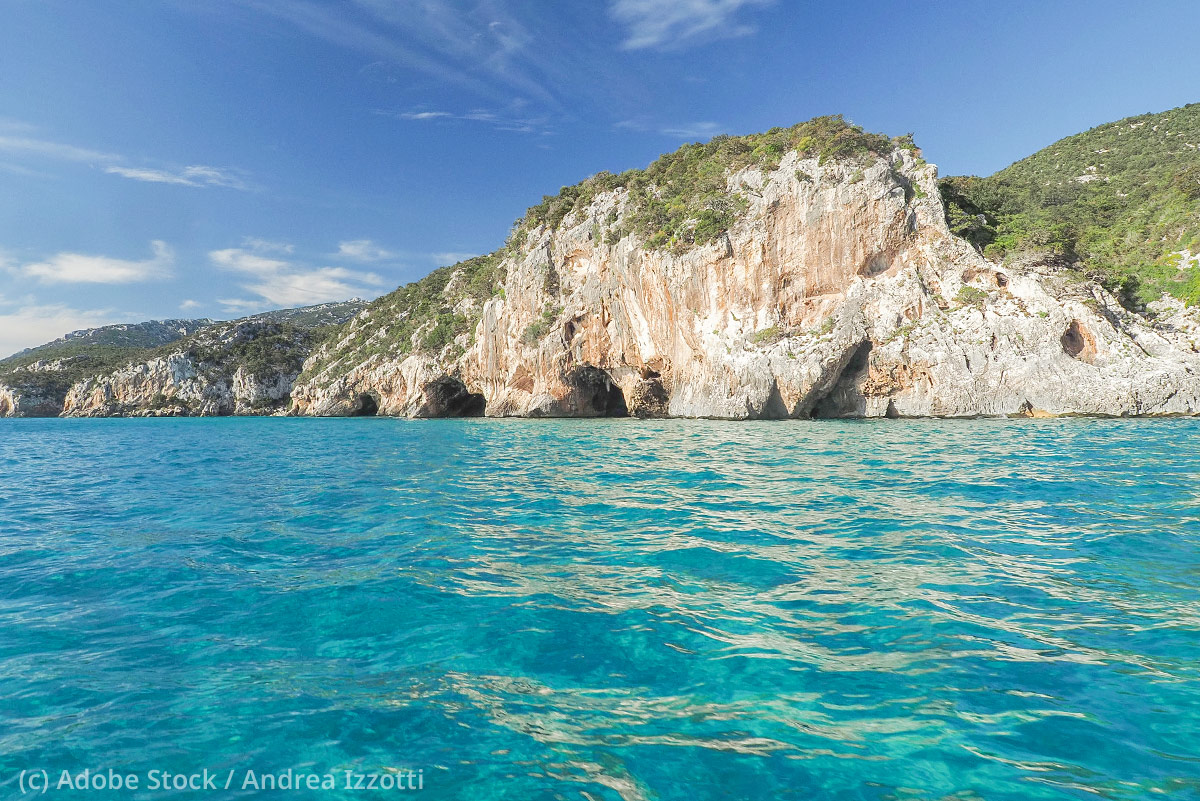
5;143;1200;421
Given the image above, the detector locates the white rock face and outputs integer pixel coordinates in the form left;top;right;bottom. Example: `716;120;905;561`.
62;356;296;417
291;149;1200;419
59;321;306;417
0;383;63;418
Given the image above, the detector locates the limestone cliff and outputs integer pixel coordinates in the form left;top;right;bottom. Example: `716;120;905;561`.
10;118;1200;420
60;320;314;417
289;131;1200;419
0;319;213;418
0;372;70;418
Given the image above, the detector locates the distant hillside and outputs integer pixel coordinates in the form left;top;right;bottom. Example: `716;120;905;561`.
2;318;212;365
236;299;367;329
2;300;366;370
940;102;1200;306
0;299;368;414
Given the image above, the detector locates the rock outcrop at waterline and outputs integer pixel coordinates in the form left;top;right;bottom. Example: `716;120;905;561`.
289;146;1200;419
60;320;312;417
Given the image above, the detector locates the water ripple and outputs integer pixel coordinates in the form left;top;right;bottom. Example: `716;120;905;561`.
1;417;1198;800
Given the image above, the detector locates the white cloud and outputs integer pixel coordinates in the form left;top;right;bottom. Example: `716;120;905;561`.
0;129;250;190
336;239;395;262
401;111;453;120
23;241;174;284
609;0;774;50
179;299;202;311
0;119;37;134
238;267;382;309
103;166;195;185
104;164;249;190
376;106;552;135
615;119;723;139
216;297;271;316
0;302;126;359
252;0;556;107
210;248;290;277
0;161;54;179
176;165;248;189
211;247;384;311
659;121;724;139
241;238;294;254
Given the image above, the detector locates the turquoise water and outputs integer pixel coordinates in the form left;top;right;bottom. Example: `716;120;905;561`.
1;418;1199;800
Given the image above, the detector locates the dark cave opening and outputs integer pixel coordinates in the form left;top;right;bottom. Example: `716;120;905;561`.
350;393;379;417
567;366;629;417
420;376;486;418
808;341;874;419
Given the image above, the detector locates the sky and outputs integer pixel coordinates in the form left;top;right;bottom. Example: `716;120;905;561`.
1;0;1198;357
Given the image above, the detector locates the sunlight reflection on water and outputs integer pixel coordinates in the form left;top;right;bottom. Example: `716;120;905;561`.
0;417;1198;800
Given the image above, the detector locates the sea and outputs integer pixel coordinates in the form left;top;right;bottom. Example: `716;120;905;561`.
1;417;1198;800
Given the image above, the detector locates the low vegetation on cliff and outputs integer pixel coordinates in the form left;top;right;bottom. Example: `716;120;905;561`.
173;322;317;381
0;319;213;395
299;252;507;382
517;115;908;254
940;103;1200;306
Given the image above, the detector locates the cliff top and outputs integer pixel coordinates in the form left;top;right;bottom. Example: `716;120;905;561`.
514;114;913;253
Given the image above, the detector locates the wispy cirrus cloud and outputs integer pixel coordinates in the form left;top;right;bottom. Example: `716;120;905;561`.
0;130;251;190
250;0;558;108
104;164;249;190
374;104;552;135
615;119;724;140
609;0;775;50
212;241;385;312
241;237;294;254
0;135;119;164
336;239;395;262
22;240;174;284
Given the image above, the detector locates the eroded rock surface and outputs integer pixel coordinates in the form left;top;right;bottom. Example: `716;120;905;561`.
292;149;1200;419
61;321;311;417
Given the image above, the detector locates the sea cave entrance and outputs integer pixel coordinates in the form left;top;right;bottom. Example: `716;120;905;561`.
350;393;379;417
566;366;629;417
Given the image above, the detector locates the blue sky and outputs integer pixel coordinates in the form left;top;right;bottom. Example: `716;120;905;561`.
1;0;1198;356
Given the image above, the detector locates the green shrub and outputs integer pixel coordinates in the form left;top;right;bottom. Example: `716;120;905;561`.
0;344;152;390
1170;268;1200;306
1175;164;1200;200
956;286;989;308
751;326;782;344
523;304;562;344
297;251;508;384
